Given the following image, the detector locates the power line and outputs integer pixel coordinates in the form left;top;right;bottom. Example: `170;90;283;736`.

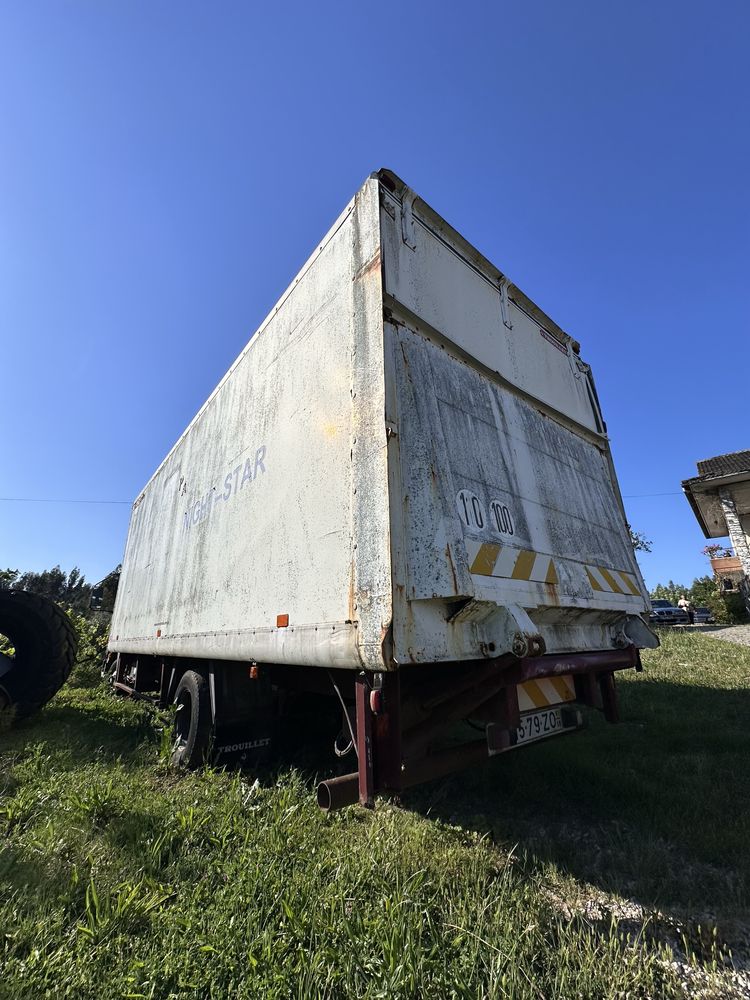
0;497;131;505
622;491;683;498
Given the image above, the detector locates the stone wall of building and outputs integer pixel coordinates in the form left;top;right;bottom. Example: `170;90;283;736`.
720;489;750;613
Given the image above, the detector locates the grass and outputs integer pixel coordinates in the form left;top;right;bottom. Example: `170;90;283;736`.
414;630;750;915
0;632;748;998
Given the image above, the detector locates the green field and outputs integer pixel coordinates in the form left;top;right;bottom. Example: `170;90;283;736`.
1;631;748;998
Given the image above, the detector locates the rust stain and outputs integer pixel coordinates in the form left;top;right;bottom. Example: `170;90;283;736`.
353;248;382;281
348;561;357;621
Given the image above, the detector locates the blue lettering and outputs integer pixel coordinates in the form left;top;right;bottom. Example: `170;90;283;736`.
181;444;268;535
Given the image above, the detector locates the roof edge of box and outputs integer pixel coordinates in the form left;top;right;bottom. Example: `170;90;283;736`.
370;168;580;357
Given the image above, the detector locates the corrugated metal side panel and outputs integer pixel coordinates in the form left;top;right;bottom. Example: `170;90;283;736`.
110;181;388;669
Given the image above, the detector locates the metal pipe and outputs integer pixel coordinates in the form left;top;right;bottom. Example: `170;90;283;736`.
516;646;637;681
317;772;359;811
318;739;493;810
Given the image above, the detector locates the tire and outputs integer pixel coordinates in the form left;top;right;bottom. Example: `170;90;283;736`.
171;670;212;768
0;590;78;724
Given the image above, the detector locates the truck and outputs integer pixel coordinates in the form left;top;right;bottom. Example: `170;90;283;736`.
107;168;658;810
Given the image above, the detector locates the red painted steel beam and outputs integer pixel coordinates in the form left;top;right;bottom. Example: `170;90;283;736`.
373;671;403;793
513;646;637;682
355;672;375;808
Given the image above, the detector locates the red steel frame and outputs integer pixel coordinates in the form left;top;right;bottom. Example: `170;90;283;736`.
316;646;640;811
109;644;641;811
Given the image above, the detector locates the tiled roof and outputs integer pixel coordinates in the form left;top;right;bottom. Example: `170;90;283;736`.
696;450;750;478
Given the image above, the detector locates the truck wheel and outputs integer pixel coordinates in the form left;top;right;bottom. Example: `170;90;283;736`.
171;670;212;768
0;590;78;725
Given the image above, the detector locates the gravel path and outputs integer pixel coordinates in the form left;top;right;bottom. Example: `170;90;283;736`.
695;624;750;648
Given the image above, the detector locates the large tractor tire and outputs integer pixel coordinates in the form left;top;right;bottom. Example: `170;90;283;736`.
0;590;78;725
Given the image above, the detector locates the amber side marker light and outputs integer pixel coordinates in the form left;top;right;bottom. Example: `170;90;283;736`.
277;614;289;628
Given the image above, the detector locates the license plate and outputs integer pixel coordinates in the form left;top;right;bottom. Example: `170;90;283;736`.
486;705;583;755
516;707;564;746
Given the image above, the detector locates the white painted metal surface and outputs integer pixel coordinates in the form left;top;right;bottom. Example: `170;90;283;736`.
110;170;656;670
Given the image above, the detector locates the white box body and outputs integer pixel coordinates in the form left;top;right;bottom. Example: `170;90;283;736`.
110;171;651;670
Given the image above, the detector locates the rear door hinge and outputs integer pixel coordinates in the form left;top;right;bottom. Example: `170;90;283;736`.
400;189;417;251
499;280;513;330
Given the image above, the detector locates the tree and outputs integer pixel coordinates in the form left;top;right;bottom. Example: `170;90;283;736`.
627;525;652;553
651;580;685;606
0;569;19;589
90;566;121;613
650;573;749;624
14;565;92;615
702;543;733;560
689;575;718;607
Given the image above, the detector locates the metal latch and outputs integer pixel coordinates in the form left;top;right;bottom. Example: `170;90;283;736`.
499;280;513;330
400;189;417;251
567;341;582;380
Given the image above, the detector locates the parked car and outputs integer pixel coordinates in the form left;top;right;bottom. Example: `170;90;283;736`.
694;606;715;624
649;599;689;625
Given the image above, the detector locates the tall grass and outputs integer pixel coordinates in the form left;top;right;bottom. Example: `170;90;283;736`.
1;632;747;998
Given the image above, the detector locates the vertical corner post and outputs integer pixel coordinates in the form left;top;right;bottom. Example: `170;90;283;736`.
574;672;602;709
373;671;403;793
598;671;620;723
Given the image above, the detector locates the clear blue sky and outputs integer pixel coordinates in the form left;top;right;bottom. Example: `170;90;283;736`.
1;1;748;591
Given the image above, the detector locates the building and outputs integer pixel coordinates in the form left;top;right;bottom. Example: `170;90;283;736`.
682;450;750;611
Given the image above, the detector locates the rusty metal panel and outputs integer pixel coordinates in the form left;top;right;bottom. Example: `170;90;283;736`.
110;179;391;670
379;175;655;664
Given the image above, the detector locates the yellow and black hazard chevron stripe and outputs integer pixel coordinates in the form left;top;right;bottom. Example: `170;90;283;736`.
584;564;641;596
517;675;576;711
466;540;559;585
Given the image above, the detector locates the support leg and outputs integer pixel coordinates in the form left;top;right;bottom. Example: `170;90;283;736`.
599;671;620;723
373;672;402;793
355;672;375;808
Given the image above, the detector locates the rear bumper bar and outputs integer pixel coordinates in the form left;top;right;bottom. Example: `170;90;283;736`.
317;646;641;810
